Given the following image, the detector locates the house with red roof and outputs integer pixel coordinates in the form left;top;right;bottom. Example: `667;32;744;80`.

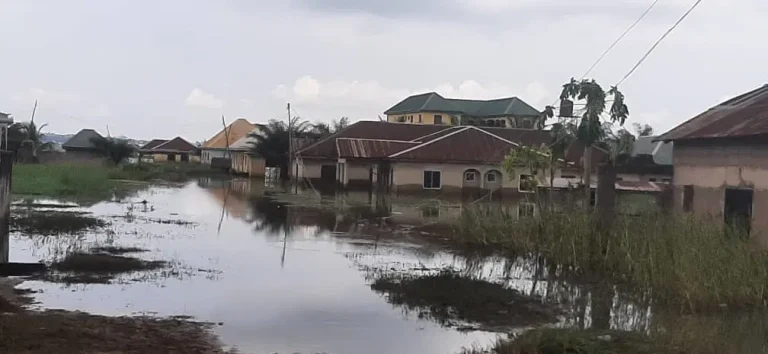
293;120;601;196
657;84;768;240
139;137;199;163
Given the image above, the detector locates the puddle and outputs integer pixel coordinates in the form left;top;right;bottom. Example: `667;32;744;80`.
8;178;768;354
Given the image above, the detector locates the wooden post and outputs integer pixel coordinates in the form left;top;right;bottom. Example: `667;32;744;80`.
0;152;12;264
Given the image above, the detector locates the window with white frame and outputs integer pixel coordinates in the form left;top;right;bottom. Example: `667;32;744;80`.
423;170;441;189
465;172;476;181
486;172;497;182
518;202;536;218
519;174;535;192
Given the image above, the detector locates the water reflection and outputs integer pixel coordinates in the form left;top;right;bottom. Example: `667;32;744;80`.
7;178;768;353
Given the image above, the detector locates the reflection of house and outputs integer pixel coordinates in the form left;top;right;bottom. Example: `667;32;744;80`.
385;92;541;128
201;118;257;166
62;129;105;161
139;137;199;163
658;84;768;239
229;128;266;177
614;136;673;186
294;121;600;195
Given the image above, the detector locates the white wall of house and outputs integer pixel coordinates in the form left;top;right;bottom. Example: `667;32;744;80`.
391;162;555;191
201;149;229;164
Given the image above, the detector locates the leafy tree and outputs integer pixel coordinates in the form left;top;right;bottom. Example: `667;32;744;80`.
558;78;629;202
309;117;350;140
90;137;136;165
248;117;310;179
8;121;53;155
633;123;654;137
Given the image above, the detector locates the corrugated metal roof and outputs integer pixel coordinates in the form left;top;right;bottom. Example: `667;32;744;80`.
150;137;198;152
62;129;103;150
390;127;516;163
659;84;768;141
336;138;418;159
141;139;168;150
384;92;541;117
632;136;673;165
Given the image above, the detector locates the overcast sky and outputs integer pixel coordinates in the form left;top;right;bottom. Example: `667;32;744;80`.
0;0;764;141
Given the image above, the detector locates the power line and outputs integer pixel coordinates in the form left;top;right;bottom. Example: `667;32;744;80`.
545;0;661;114
616;0;703;86
580;0;660;80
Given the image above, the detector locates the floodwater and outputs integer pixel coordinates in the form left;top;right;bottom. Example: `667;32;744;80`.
9;178;768;354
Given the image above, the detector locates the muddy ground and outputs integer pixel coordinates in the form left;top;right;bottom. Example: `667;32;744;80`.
0;278;227;354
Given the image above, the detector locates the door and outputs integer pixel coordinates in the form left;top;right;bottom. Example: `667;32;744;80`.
725;188;753;235
320;165;336;184
180;153;190;162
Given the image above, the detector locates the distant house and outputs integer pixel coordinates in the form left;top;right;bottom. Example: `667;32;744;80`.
62;129;105;161
615;136;674;184
139;137;199;163
229;128;266;177
657;84;768;240
294;121;600;195
385;92;542;128
201;118;257;165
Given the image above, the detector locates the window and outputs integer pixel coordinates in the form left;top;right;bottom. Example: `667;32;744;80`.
519;174;535;192
649;177;658;182
518;202;536;218
434;115;443;124
465;172;475;181
486;172;497;182
418;114;422;123
409;115;413;123
423;170;441;189
682;185;694;212
561;175;577;179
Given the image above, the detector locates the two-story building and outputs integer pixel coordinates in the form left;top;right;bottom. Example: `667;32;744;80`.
385;92;542;128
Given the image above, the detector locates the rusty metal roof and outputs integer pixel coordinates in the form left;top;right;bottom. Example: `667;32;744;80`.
659;84;768;141
389;127;515;163
336;138;419;159
149;137;198;153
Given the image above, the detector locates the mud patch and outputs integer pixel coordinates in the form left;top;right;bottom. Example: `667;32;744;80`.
39;252;168;284
371;271;558;332
11;211;106;235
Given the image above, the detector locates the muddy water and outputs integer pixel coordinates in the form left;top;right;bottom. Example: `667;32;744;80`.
11;179;768;354
10;181;502;354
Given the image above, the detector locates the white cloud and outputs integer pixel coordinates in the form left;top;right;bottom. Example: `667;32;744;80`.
185;88;224;110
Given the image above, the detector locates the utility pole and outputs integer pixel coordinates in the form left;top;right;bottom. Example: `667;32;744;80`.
287;103;292;182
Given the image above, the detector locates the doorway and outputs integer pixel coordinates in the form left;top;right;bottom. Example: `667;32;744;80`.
724;188;753;235
320;165;337;184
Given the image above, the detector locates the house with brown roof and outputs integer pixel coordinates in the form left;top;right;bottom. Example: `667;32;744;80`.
294;121;599;195
201;118;257;165
657;84;768;240
228;127;267;177
139;137;199;163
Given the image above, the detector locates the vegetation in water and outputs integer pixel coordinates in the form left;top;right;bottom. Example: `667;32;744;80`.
11;211;106;235
453;206;768;311
107;162;226;182
371;271;559;331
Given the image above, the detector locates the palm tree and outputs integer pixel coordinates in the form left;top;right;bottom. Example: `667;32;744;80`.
248;117;309;179
8;121;53;156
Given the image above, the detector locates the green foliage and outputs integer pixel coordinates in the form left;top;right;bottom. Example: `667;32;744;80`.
559;78;629;146
453;208;768;311
12;164;115;199
8;121;53;154
90;137;136;165
502;145;552;189
633;123;654;137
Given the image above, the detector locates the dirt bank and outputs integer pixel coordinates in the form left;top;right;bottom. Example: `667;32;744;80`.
0;278;227;353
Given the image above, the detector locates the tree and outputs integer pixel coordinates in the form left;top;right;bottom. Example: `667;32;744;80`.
309;117;349;140
90;137;136;165
633;123;654;137
502;145;552;206
8;121;53;155
558;78;629;203
248;117;309;179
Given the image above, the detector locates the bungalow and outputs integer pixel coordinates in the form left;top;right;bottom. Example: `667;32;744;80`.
229;128;266;177
139;137;199;163
201;118;257;166
62;129;105;161
657;83;768;240
293;121;599;195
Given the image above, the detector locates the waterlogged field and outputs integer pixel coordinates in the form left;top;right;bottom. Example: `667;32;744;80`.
5;178;768;354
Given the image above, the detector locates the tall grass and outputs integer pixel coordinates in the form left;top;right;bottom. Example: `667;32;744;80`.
12;164;115;199
454;205;768;311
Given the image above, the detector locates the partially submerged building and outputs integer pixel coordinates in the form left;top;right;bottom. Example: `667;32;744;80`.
139;137;199;163
293;121;599;195
658;84;768;238
201;118;257;166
